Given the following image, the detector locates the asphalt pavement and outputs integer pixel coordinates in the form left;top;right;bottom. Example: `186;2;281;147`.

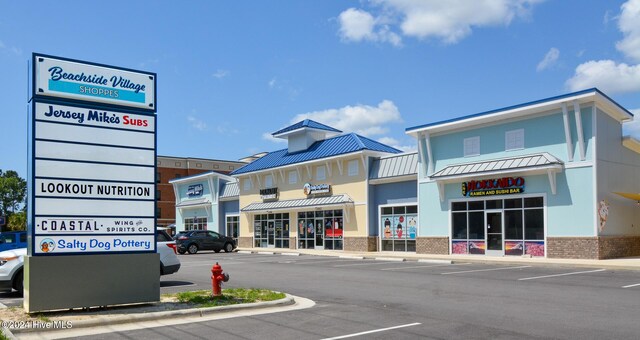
3;250;640;339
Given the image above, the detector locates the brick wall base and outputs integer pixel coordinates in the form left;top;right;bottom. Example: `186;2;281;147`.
548;236;640;259
598;236;640;259
416;237;449;255
344;237;378;252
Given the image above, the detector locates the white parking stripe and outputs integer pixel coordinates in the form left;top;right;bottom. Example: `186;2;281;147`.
380;263;472;271
518;268;606;281
334;261;399;267
321;322;421;340
622;283;640;288
441;265;531;275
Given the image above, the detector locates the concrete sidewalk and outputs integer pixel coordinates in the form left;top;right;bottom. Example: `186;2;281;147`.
236;247;640;270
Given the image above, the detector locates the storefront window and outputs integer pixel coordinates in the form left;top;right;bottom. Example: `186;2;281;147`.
254;213;289;248
298;209;343;250
451;196;545;257
381;205;417;252
185;217;207;231
226;215;239;244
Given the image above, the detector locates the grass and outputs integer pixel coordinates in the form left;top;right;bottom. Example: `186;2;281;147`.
174;288;285;308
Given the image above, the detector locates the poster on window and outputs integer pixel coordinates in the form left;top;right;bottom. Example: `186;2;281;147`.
468;241;486;254
452;240;468;254
394;215;405;239
505;241;524;256
525;241;545;257
382;217;392;239
406;215;417;239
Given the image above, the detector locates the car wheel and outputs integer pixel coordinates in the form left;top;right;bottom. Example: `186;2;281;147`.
214;248;221;253
13;270;23;294
224;243;234;253
178;249;186;255
187;244;199;254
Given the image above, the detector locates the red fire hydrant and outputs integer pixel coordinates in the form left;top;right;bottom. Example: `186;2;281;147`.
211;262;230;297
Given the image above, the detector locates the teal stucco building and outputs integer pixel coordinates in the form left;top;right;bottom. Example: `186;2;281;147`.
406;89;640;259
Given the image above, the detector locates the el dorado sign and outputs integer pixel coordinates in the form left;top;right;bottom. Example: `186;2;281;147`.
462;177;525;197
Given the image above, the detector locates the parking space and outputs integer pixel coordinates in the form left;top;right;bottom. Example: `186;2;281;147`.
204;252;640;291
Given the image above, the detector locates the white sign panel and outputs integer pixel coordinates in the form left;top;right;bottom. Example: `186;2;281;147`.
36;140;155;165
34;235;154;254
35;198;154;216
35;160;154;183
35;217;155;234
34;54;156;111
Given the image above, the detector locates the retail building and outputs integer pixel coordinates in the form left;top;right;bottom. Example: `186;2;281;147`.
231;120;407;251
168;172;239;243
156;156;246;230
406;88;640;259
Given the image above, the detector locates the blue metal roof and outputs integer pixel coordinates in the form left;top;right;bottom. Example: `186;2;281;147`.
272;119;342;136
231;133;401;175
405;88;634;133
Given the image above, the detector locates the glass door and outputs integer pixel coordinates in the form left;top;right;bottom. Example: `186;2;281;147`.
267;220;275;248
485;211;503;256
314;218;324;249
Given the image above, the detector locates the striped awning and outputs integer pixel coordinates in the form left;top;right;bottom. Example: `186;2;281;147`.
241;194;353;212
430;152;563;180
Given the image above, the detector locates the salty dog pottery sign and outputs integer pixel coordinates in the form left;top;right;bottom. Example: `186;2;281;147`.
34;55;155;111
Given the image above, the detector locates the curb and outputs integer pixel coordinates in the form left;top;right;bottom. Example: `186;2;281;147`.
418;259;453;264
10;294;295;334
281;253;301;256
339;256;364;259
237;250;253;254
375;257;405;262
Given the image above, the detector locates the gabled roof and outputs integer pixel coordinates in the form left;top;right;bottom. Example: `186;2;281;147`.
231;133;401;175
369;152;418;181
271;119;342;137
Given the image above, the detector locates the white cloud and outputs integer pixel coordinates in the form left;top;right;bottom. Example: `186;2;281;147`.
262;132;286;143
377;136;417;152
338;8;402;46
187;116;207;131
566;60;640;94
212;69;229;79
268;78;277;89
623;109;640;137
567;1;640;94
616;0;640;62
0;40;22;56
291;100;402;137
337;0;542;46
536;47;559;72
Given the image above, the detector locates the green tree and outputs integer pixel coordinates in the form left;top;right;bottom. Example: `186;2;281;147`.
7;211;26;231
0;170;27;217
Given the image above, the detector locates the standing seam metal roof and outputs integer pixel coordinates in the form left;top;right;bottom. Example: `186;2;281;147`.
231;133;401;175
271;119;342;136
430;152;563;178
219;182;239;199
369;152;418;180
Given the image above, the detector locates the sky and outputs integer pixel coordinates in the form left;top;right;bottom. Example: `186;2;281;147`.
1;0;640;178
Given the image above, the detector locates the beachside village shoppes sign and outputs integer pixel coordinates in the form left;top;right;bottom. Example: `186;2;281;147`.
26;53;158;312
462;177;525;197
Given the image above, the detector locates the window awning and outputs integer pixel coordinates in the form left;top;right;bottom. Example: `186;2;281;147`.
429;152;564;201
176;198;211;208
241;194;354;212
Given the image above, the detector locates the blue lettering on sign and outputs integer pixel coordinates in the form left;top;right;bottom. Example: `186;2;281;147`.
46;66;147;104
48;66;146;93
